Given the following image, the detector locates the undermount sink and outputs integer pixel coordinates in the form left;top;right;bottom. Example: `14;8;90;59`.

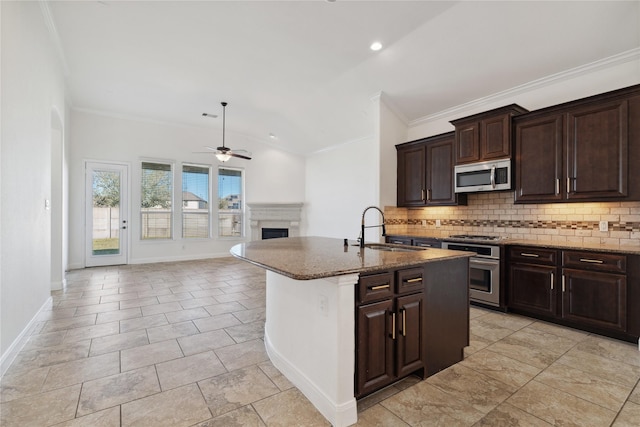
362;243;426;252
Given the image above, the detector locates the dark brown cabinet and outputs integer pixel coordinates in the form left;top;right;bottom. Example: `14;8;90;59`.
355;268;426;398
396;132;466;207
508;246;558;317
515;85;640;203
385;236;442;248
412;237;441;248
507;246;631;338
513;114;564;202
451;104;528;164
561;251;627;333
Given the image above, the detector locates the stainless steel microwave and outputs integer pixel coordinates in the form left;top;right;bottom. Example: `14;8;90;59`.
454;158;511;193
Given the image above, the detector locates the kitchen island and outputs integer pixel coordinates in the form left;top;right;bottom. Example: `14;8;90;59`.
230;236;472;427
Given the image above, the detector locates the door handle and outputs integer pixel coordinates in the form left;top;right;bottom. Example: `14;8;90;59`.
490;165;496;188
391;312;396;340
520;253;540;258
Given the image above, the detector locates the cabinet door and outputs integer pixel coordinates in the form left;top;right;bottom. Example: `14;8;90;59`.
566;99;628;200
508;263;557;317
426;135;458;205
455;122;480;164
397;144;427;206
481;114;511;160
356;299;395;397
396;293;425;379
561;269;627;332
514;114;564;203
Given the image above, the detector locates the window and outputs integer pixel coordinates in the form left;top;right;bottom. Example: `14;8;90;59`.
218;167;244;237
141;162;172;239
182;164;210;238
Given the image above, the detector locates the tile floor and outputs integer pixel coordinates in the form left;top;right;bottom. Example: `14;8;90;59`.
1;257;639;426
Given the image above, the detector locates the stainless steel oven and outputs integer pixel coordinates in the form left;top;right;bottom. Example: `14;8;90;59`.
442;237;501;307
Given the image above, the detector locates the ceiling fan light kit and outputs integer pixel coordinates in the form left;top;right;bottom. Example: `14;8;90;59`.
201;101;252;162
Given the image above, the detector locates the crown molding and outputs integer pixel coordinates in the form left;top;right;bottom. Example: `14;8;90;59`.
39;1;70;77
409;47;640;127
371;91;409;126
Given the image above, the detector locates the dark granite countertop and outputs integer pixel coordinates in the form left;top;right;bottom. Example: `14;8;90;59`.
386;232;640;255
230;236;473;280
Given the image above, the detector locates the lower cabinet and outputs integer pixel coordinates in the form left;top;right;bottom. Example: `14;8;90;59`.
355;257;470;398
508;246;630;338
355;269;426;398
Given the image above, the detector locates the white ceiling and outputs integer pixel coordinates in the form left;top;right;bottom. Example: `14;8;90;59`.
49;1;640;155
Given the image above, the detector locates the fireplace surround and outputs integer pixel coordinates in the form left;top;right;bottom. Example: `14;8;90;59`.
247;203;303;241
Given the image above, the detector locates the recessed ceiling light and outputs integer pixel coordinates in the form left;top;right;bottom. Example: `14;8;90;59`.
370;42;383;51
269;133;277;140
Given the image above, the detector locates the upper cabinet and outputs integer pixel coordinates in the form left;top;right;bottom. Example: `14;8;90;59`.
451;104;528;164
514;85;640;203
397;132;467;207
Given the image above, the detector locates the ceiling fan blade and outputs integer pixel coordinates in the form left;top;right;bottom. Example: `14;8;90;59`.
230;152;252;160
203;146;217;151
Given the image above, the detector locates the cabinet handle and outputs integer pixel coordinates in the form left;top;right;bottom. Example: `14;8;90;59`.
416;243;432;247
520;253;540;258
550;272;554;290
562;275;566;292
370;284;390;291
555;179;560;195
426;189;431;201
421;189;426;201
391;312;396;340
579;258;604;264
406;278;422;284
402;309;406;337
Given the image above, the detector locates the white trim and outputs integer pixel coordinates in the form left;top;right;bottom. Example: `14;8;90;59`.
128;252;232;265
409;47;640;127
264;271;359;427
265;330;358;427
1;297;53;376
371;91;409;126
308;133;374;156
38;1;70;76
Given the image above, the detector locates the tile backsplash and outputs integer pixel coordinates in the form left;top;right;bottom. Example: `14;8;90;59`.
385;191;640;247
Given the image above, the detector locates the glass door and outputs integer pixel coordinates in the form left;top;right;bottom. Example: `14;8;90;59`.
85;162;128;267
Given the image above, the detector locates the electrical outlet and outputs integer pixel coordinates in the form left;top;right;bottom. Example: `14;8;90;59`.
599;220;608;232
421;219;427;227
435;219;441;228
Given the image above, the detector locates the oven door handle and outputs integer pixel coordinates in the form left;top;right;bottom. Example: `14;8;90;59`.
470;259;499;266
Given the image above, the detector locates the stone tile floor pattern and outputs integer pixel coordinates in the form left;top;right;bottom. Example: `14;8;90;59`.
1;257;639;426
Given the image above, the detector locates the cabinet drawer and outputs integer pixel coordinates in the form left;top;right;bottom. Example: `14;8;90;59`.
413;238;441;248
509;246;557;266
396;267;425;294
359;272;394;304
386;236;412;246
562;251;626;273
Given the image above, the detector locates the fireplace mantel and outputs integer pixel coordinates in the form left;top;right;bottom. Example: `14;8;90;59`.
247;203;303;241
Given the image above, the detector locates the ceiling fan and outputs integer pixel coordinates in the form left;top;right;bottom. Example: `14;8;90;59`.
201;102;252;162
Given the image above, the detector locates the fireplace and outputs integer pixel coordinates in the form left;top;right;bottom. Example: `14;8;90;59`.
247;203;303;241
262;228;289;240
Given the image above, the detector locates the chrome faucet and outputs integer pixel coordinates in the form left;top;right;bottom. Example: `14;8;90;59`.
359;206;386;248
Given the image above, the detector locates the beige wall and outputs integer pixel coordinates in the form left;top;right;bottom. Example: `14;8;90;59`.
385;193;640;248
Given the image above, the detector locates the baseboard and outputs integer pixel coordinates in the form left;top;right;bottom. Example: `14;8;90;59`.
67;253;233;270
264;329;358;427
129;252;232;265
1;296;53;377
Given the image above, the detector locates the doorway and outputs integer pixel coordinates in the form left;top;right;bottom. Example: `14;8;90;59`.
85;161;129;267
